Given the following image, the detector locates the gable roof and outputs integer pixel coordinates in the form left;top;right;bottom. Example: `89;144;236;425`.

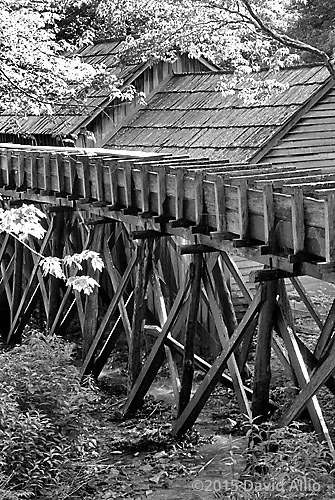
104;64;332;162
0;40;141;138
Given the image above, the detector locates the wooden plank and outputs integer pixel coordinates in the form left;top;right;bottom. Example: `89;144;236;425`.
178;253;203;416
263;183;275;250
147;326;277;410
171;286;263;436
140;164;150;214
202;264;251;417
213;176;226;233
156;165;167;217
276;305;333;448
279;327;335;428
237;179;248;240
252;279;277;422
102;238;132;345
47;211;64;330
80;251;139;378
92;292;134;379
151;270;180;406
175;168;184;220
7;223;53;343
289;277;323;331
291;187;305;254
324;192;335;262
314;298;335;358
129;240;152;388
82;224;104;359
104;160;119;206
194;170;204;226
123;269;191;415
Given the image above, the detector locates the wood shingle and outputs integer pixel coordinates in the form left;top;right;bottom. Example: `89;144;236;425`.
105;64;331;162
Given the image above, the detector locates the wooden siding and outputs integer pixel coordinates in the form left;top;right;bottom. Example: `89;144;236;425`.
263;87;335;169
105;65;330;162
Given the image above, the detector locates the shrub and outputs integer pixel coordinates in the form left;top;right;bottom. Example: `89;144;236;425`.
0;331;97;496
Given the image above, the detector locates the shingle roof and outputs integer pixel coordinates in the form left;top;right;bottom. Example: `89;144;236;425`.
0;40;143;137
105;64;331;162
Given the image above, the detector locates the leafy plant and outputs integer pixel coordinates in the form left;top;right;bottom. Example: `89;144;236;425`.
0;203;104;295
0;331;99;496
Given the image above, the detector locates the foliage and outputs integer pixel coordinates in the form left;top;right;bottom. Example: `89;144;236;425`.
0;331;98;496
0;203;104;294
0;0;139;119
222;420;335;499
287;0;335;61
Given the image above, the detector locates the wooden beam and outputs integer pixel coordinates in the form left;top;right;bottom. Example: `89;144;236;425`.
178;253;203;416
314;298;335;358
289;277;323;331
279;328;335;428
80;251;139;378
276;305;333;449
171;286;263;436
82;224;104;359
128;240;152;388
252;279;277;422
123;269;191;415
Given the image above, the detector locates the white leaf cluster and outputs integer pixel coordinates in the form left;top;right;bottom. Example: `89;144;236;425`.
0;204;46;240
67;276;100;295
63;250;104;272
40;257;65;279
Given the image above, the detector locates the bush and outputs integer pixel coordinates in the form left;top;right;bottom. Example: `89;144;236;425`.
0;331;97;496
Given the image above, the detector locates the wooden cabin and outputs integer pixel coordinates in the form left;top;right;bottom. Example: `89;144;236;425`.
0;39;218;148
103;63;335;318
104;63;332;162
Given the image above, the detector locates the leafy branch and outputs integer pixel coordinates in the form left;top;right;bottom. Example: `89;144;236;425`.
0;204;104;295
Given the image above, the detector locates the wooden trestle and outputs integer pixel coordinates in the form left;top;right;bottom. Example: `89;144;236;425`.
2;143;335;449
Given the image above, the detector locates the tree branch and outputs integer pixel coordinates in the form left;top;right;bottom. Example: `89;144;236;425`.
240;0;335;78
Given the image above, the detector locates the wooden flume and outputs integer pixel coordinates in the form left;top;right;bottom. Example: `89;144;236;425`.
1;144;335;450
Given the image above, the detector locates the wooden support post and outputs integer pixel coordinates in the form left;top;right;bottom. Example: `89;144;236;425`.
151;270;181;407
102;238;132;346
128;240;152;389
262;183;275;253
146;326;278;411
291;187;305;257
47;211;64;330
171;287;263;436
290;277;323;332
252;278;277;423
82;224;104;360
201;263;252;416
123;269;191;415
11;238;23;327
80;252;139;378
213;176;226;233
324;192;335;262
178;253;203;416
314;298;335;358
276;305;333;450
92;292;134;379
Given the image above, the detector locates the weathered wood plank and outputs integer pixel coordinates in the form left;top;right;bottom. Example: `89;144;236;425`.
171;286;263;436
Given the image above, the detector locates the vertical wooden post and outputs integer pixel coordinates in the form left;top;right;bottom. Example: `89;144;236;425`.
82;224;104;359
324;192;335;262
47;211;64;330
128;239;152;389
252;278;277;422
178;253;203;416
10;237;24;344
